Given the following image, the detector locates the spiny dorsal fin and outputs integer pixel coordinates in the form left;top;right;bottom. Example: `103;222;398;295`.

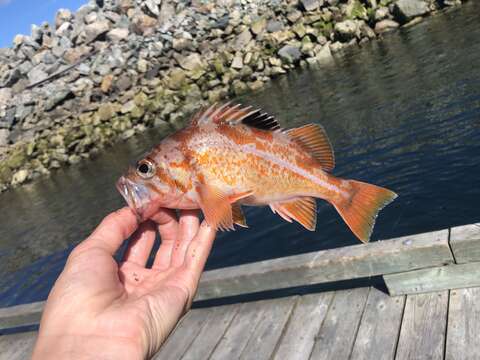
192;103;282;131
287;124;335;172
270;197;317;231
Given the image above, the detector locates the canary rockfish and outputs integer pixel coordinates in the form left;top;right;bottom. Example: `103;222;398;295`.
117;103;397;242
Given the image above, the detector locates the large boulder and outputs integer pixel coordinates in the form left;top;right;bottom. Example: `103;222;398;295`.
393;0;430;23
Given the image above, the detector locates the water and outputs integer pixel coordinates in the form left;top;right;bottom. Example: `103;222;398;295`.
1;3;479;307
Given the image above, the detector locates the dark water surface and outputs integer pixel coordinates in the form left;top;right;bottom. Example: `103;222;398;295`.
1;3;479;306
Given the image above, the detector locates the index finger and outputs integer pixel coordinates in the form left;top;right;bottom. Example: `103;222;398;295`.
83;207;139;255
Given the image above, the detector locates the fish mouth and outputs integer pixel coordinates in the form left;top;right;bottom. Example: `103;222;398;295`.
116;176;152;221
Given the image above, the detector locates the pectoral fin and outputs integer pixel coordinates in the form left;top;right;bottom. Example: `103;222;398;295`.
270;197;317;231
196;184;253;231
196;183;234;231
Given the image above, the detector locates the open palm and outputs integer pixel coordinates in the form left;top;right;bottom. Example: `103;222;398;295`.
33;207;216;360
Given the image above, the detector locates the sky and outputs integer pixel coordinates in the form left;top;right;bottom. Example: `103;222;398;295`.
0;0;88;48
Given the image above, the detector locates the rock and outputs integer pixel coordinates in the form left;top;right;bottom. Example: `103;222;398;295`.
360;22;376;39
1;69;21;87
231;54;244;69
167;68;186;90
393;0;429;23
172;37;192;51
248;80;264;91
0;129;9;147
137;58;149;73
293;23;307;38
334;20;359;41
11;169;29;186
121;100;136;114
55;8;73;29
44;89;73;111
235;29;253;48
158;1;175;29
56;22;73;37
31;24;44;44
0;89;12;109
116;74;133;91
346;0;368;20
143;0;159;17
374;7;390;21
101;74;114;93
374;19;400;33
267;20;284;33
107;28;129;41
85;12;99;24
278;45;302;63
232;80;247;95
84;20;111;43
98;103;115;121
300;0;320;12
251;18;267;35
287;10;303;23
131;12;157;35
176;53;203;71
27;66;47;85
315;44;334;64
121;128;135;139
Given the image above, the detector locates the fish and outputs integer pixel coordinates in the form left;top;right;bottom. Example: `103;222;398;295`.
116;103;397;243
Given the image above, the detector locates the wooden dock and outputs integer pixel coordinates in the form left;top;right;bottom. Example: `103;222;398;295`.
1;223;480;359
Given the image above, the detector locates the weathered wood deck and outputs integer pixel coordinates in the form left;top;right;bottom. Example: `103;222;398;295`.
2;286;480;360
1;223;480;359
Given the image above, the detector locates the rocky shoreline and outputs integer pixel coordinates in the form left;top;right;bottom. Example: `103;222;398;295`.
0;0;465;192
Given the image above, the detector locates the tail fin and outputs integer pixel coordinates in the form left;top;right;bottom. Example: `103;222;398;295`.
332;180;397;243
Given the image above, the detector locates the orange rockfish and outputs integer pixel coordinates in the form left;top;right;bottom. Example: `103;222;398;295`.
117;103;397;242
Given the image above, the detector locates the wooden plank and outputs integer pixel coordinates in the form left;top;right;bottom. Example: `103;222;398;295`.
0;229;454;330
181;304;239;360
272;292;334;360
209;299;271;360
239;296;298;360
0;302;44;331
196;230;452;300
0;331;37;360
152;306;211;360
395;291;448;360
450;223;480;263
350;287;406;360
384;262;480;296
445;287;480;360
310;287;370;360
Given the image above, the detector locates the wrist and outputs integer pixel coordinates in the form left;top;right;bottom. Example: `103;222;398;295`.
32;333;145;360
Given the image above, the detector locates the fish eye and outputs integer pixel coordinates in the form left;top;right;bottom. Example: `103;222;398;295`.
136;160;155;179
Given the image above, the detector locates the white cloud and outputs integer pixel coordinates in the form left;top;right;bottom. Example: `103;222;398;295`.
0;0;12;6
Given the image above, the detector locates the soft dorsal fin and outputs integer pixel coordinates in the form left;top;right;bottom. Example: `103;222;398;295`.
192;103;281;131
270;197;317;231
287;124;335;172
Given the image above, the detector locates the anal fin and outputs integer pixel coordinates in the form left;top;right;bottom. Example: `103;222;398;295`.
270;197;317;231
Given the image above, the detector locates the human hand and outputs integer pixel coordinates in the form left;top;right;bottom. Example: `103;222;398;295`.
32;207;216;360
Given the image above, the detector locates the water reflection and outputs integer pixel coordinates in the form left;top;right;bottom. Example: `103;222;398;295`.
0;2;479;306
